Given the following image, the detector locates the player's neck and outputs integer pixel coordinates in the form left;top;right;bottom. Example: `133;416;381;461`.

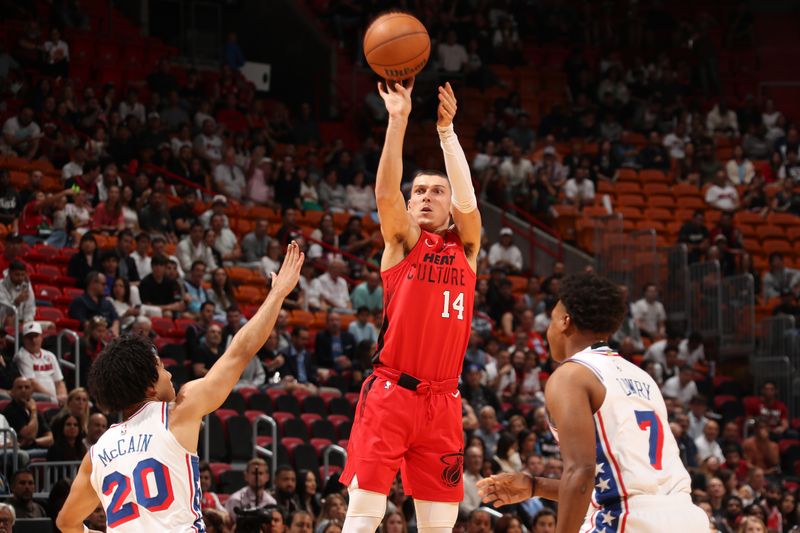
564;332;609;359
122;399;152;421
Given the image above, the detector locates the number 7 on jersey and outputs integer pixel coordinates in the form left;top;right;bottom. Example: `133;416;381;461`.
441;290;464;320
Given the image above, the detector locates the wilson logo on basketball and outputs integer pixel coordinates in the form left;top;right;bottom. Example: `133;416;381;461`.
439;450;464;488
383;57;428;79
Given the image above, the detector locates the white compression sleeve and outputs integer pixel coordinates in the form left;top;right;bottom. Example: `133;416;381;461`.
438;124;477;213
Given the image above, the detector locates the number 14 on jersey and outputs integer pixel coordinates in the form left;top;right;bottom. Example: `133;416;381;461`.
441;290;465;320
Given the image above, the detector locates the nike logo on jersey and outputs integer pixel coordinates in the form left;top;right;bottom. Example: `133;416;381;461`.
451;391;460;398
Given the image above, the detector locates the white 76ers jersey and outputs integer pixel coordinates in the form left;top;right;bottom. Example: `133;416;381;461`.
552;346;692;532
89;402;205;532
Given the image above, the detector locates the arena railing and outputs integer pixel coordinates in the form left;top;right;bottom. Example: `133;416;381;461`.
56;329;81;390
688;260;722;346
322;444;347;482
500;204;565;270
758;315;796;362
719;274;755;361
593;218;659;297
28;460;82;495
751;356;798;419
0;428;19;473
252;414;278;484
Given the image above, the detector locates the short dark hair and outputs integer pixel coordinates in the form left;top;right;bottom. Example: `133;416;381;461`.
11;469;33;485
533;508;556;527
190;260;206;271
768;252;783;263
88;335;160;412
200;301;215;312
80;232;97;245
275;465;294;477
135;232;151;243
151;255;169;267
83;161;100;174
100;249;120;263
558;273;626;335
9;260;26;272
412;169;449;187
85;270;103;287
356;306;369;315
118;229;134;241
292;326;309;337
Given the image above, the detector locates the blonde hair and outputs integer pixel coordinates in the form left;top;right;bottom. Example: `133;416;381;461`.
737;517;766;533
62;387;90;432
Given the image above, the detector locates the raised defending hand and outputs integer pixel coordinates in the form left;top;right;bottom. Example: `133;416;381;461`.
270;241;304;298
437;81;457;128
476;472;533;507
378;78;415;120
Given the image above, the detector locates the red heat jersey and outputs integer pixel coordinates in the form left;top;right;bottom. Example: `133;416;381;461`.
374;229;476;381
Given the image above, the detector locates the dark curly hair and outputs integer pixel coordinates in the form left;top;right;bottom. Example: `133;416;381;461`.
558;272;626;335
88;335;159;412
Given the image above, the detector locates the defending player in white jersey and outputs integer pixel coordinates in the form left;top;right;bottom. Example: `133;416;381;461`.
477;273;709;533
56;242;304;533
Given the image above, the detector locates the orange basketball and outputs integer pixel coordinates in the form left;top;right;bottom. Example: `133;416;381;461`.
363;13;430;80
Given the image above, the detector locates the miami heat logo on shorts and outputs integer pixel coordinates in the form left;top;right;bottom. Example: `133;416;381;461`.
439;450;464;488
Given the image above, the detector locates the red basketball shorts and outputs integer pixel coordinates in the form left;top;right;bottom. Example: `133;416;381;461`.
340;366;465;502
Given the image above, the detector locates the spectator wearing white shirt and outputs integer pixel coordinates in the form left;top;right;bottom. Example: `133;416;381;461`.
694;419;725;463
176;222;217;272
563;166;595;207
631;283;666;339
704;170;740;212
118;89;146;123
761;98;781;129
2;107;41;159
43;28;69;77
310;260;351;312
194;119;223;165
472;141;500;174
15;322;66;404
762;252;799;300
345;171;376;214
261;240;283;278
725;145;755;185
706;102;739;136
0;261;35;324
679;332;706;367
662;122;690;159
661;366;698;408
130;233;152;279
687;395;709;441
437;30;469;73
61;147;86;181
499;146;534;190
213;147;246;201
210;214;241;265
488;228;523;273
348;307;377;346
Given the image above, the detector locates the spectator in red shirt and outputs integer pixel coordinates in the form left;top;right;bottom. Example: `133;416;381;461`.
752;381;790;438
91;184;125;234
19;189;73;248
216;93;248;133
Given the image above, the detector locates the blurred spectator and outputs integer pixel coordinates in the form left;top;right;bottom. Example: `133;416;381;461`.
752;381;789;438
139;190;175;238
314;312;355;371
499;147;534;194
183;261;210;317
563;166;595;208
610;285;644;358
488;228;523;273
199;195;230;229
533;146;567;189
0;261;35;324
3;377;53;456
695;419;724;463
19;189;71;248
194;119;223;166
272;466;302;519
138;255;184;318
310;260;351;312
8;470;46;518
241;219;271;267
631;283;666;339
279;327;317;386
0;170;21;226
2;107;41;159
438;30;469;74
771;177;800;215
346;172;376;214
223;32;245;70
763;252;799;301
507;113;535;151
725;146;755;185
177;223;218;273
15;322;66;404
46;413;86;461
706;102;739;136
68;272;120;333
460;446;484;516
225;458;276;520
130;232;152;279
208;268;236;320
662;365;698;407
119;89;145;123
211;213;241;264
220;307;245;348
710;212;743;250
638;131;671;171
687;395;709;441
348;307;377;346
191;324;223;378
292;103;321;146
473;405;501;458
742;420;779;475
350;271;382;314
214;147;246;201
465;509;492;533
67;233;100;289
778;150;800;183
663;122;690;160
704;170;740;211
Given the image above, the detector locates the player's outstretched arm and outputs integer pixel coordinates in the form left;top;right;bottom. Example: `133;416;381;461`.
477;471;561;506
545;363;601;533
174;242;303;420
56;454;102;533
437;82;481;270
375;79;420;250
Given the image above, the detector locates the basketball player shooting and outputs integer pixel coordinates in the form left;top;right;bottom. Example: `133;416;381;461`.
339;79;481;533
56;242;304;533
476;273;709;532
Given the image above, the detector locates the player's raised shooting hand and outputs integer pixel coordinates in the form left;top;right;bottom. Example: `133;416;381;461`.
437;81;457;128
378;78;414;120
477;472;534;507
270;241;304;298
